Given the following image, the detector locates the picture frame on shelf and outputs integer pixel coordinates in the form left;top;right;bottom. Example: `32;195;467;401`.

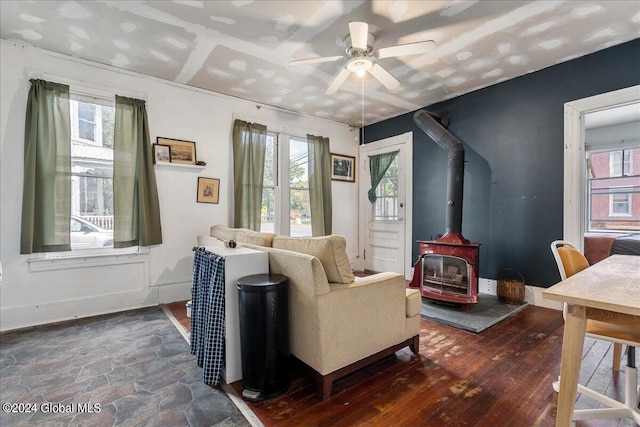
157;137;196;165
197;177;220;204
153;144;171;164
330;153;356;182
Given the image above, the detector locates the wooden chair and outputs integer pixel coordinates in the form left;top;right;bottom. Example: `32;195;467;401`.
550;240;640;423
551;240;624;370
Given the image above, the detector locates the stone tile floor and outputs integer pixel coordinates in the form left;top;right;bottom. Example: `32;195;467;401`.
0;307;250;427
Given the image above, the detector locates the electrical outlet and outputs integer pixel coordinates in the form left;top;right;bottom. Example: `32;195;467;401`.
478;278;497;295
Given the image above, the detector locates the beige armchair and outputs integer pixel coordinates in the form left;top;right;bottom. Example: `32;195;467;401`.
258;243;421;399
204;226;421;399
204;225;422;399
197;230;420;401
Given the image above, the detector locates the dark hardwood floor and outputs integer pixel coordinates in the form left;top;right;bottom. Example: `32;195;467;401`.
165;299;637;427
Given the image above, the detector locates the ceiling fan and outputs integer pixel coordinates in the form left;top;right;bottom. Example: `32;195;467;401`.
289;21;436;95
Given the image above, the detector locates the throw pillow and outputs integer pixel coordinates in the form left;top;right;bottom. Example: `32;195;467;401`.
209;225;237;242
236;229;276;247
272;235;355;284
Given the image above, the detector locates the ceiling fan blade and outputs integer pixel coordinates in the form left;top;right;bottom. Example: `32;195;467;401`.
288;55;345;67
375;40;436;59
325;68;351;95
368;63;400;90
348;21;369;51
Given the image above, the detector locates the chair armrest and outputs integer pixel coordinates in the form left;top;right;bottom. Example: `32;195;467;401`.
352;271;406;287
311;272;407;374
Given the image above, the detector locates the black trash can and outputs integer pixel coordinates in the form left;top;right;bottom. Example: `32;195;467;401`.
237;274;290;401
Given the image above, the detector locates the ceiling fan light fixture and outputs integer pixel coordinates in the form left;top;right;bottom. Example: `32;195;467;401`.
347;57;373;77
295;20;435;95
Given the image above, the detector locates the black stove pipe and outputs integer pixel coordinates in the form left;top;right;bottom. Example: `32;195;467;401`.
413;110;464;235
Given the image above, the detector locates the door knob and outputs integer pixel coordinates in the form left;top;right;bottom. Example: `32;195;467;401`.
400;203;404;208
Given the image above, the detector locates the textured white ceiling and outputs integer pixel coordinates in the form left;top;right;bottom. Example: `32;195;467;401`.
1;1;639;126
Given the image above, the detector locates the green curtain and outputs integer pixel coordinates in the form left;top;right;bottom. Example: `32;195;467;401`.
368;151;398;203
307;134;332;236
113;96;162;247
232;119;267;230
20;79;72;254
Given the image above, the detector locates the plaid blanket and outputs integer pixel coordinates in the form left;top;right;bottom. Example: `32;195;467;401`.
190;247;225;386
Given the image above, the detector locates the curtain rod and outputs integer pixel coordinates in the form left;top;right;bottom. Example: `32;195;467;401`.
7;40;351;129
26;68;147;101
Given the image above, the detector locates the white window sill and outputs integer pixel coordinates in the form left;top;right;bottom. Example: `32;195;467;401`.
28;248;149;272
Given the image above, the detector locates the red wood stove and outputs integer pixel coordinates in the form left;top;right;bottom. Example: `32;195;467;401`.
408;232;480;305
409;110;480;305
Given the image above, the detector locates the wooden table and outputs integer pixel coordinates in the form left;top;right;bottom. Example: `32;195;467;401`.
542;255;640;426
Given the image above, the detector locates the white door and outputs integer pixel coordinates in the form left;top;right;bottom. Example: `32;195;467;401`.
359;132;412;278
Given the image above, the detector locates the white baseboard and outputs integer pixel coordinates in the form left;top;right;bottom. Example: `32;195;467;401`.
478;277;497;295
156;280;191;304
0;288;159;332
479;277;562;311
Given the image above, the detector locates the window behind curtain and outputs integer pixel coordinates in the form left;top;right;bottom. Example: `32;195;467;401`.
261;132;277;233
259;133;312;237
289;136;311;237
69;95;115;249
372;155;399;221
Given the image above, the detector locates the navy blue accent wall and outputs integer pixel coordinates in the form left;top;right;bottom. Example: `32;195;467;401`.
363;39;640;287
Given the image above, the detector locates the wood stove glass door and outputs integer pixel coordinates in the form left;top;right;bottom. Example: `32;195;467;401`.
422;254;471;297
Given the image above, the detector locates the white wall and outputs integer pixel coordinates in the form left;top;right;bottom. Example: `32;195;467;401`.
0;41;359;331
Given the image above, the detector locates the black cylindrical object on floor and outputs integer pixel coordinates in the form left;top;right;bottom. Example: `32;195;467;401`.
237;273;290;401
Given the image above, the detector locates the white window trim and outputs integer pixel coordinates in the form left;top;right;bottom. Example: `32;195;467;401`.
563;85;640;250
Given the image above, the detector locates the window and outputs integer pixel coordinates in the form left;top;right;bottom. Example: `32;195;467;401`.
261;132;277;233
259;133;312;237
69;96;115;250
609;149;632;177
372;156;399;220
23;78;158;261
78;102;97;141
587;148;639;232
289;137;311;237
609;190;631;216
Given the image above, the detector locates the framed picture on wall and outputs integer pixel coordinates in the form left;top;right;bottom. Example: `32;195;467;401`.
153;144;171;164
157;137;196;165
330;153;356;182
197;177;220;204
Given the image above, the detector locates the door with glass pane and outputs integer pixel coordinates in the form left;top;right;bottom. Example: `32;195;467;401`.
360;136;409;276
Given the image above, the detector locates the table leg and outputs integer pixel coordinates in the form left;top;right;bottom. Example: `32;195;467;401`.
556;304;587;427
